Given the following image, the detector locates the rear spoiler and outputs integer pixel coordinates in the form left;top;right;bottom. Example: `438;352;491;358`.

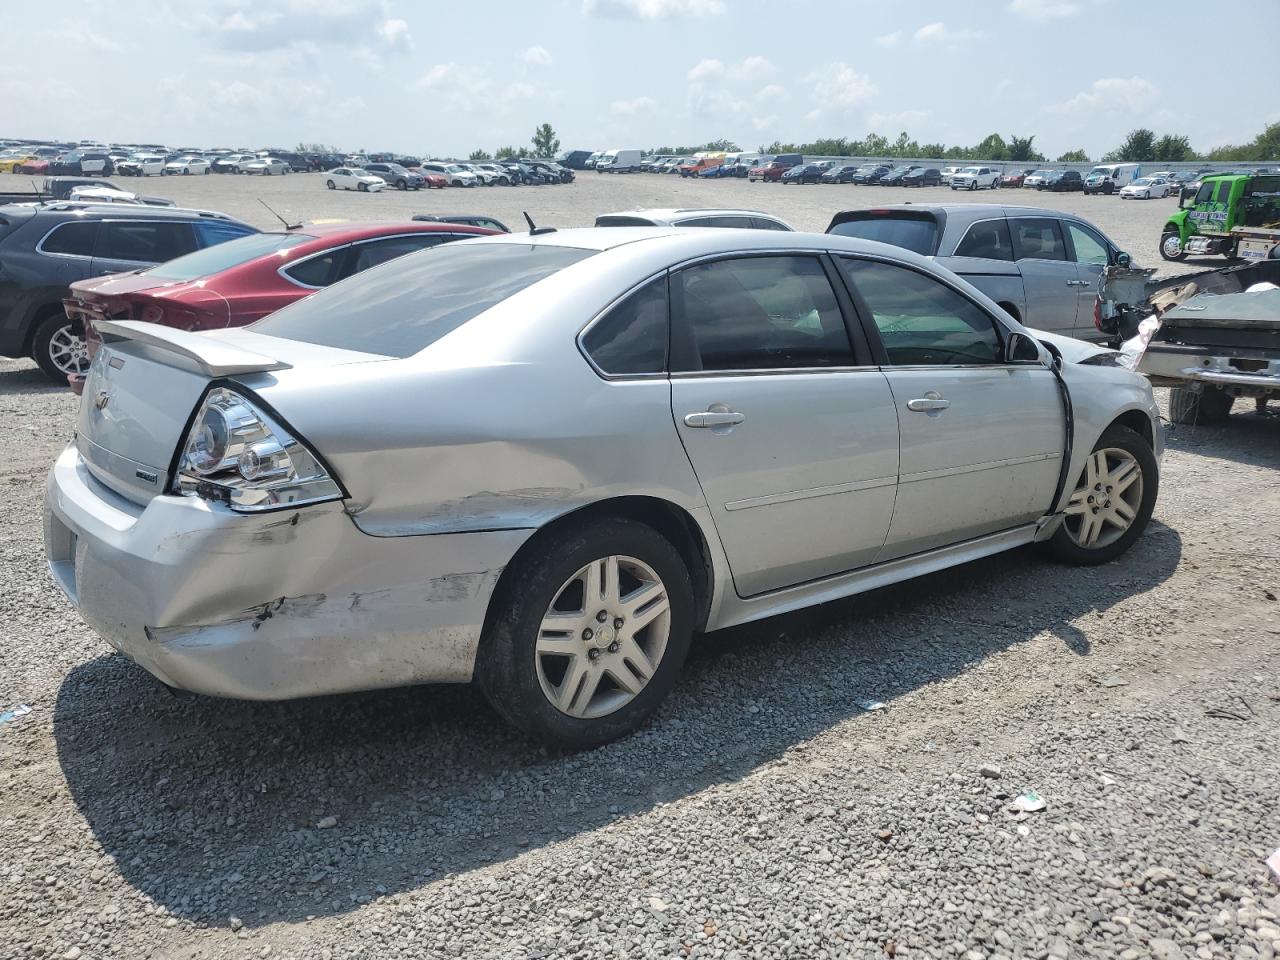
95;320;292;377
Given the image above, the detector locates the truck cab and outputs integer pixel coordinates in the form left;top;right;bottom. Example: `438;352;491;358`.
1161;174;1280;261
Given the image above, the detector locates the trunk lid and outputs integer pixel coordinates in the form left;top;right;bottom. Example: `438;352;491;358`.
76;322;385;505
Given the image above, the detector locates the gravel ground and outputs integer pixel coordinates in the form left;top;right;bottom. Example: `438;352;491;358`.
2;172;1279;960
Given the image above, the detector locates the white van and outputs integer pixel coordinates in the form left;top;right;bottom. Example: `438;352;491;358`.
1083;163;1142;195
597;148;643;173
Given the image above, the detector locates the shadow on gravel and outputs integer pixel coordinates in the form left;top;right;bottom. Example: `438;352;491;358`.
0;363;68;394
54;522;1182;928
1163;410;1280;470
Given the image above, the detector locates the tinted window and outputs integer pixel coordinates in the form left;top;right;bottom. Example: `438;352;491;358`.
675;256;853;372
839;258;1002;366
348;234;447;274
1215;180;1233;204
97;221;195;263
253;243;596;358
283;250;343;288
195;220;256;249
40;220;99;256
146;232;308;281
1194;183;1215;204
752;217;791;231
954;219;1014;261
1010;218;1068;262
826;214;940;256
582;276;668;375
1065;222;1110;266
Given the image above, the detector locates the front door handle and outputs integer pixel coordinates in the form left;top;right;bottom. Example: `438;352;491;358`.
906;393;951;413
684;410;746;428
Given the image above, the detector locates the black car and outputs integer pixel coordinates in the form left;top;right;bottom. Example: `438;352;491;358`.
412;213;510;233
48;151;114;177
851;165;892;184
880;165;921;186
902;168;943;187
557;150;594;170
0;203;256;381
820;164;861;184
1040;170;1084;192
364;162;425;190
781;163;824;185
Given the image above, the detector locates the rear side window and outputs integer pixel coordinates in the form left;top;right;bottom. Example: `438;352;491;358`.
752;217;790;231
252;243;597;358
826;214;940;256
674;255;853;372
283;250;344;288
954;220;1014;261
1010;218;1068;262
348;234;447;273
195;220;255;248
838;257;1003;366
582;276;668;376
97;221;196;263
40;220;99;256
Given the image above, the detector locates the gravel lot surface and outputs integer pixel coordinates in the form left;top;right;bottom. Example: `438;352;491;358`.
1;171;1278;960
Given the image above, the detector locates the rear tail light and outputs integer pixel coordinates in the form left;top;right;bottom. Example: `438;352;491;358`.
174;387;343;512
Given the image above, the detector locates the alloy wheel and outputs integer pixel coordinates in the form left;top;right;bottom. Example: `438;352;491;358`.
535;555;671;719
1062;448;1143;549
48;324;91;377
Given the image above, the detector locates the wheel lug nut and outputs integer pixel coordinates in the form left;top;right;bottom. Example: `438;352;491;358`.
614;617;624;629
596;611;608;623
582;628;593;641
608;642;619;653
588;649;600;660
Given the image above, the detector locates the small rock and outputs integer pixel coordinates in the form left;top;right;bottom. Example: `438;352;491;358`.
979;763;1002;779
1173;729;1191;744
62;948;82;960
316;816;338;830
230;916;243;932
1150;938;1189;960
647;896;669;913
878;829;894;841
1049;936;1070;958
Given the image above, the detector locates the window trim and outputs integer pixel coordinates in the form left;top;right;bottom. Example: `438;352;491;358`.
950;216;1015;261
830;251;1012;369
1061;218;1113;267
35;219;101;260
1007;216;1071;264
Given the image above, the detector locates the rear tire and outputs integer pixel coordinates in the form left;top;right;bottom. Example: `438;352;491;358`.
31;311;88;383
476;516;694;749
326;180;335;190
1169;386;1233;425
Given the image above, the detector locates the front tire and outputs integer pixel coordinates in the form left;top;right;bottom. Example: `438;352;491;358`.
1169;386;1233;425
1159;230;1186;262
476;517;694;749
1045;424;1157;566
357;182;367;192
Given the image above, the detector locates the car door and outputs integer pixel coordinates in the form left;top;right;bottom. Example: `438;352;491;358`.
91;220;198;276
835;255;1065;561
1007;216;1080;334
668;253;900;597
1062;218;1114;339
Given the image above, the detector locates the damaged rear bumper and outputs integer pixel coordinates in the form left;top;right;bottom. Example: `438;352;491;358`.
43;444;532;699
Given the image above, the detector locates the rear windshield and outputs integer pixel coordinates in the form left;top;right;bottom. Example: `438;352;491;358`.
250;242;597;358
145;232;311;281
595;215;656;227
826;213;941;256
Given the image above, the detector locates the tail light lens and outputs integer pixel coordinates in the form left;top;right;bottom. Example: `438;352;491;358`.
173;387;342;512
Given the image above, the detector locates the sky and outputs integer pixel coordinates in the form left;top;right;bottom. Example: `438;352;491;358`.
3;0;1276;160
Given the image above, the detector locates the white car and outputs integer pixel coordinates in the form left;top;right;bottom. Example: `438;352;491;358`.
1118;177;1171;200
325;167;386;192
163;157;211;176
951;166;1000;191
1022;170;1054;189
119;155;165;176
67;185;145;204
243;157;291;176
469;164;513;186
420;162;479;187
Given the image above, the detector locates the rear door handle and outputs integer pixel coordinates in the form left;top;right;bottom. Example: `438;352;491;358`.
906;395;951;413
684;410;746;428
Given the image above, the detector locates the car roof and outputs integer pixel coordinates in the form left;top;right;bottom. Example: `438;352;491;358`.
830;203;1088;220
20;202;252;223
285;220;494;241
599;208;786;221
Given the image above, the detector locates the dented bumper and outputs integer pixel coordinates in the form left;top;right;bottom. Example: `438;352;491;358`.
43;444;532;699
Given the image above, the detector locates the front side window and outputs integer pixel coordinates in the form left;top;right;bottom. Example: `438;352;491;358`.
348;234;447;273
674;255;853;372
838;257;1002;366
1065;222;1110;266
954;219;1014;261
97;221;196;263
1010;217;1068;262
41;220;99;257
582;276;668;375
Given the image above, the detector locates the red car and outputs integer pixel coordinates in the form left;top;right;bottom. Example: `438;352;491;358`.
1000;168;1036;188
17;158;49;175
65;220;495;348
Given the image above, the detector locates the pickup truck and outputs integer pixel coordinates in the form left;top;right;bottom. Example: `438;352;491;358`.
0;176;173;207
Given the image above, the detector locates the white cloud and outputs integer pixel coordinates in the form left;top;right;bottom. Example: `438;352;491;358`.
204;0;411;59
581;0;726;18
875;31;902;47
375;18;412;52
913;22;982;46
522;45;552;67
687;58;725;81
756;84;785;102
869;108;931;128
1007;0;1082;20
733;55;774;78
611;96;657;115
1052;75;1160;113
506;82;536;99
805;62;876;115
418;63;458;89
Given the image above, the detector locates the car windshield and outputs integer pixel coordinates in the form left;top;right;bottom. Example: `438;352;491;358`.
143;233;310;282
250;242;598;358
1131;178;1153;186
446;164;465;172
827;213;941;256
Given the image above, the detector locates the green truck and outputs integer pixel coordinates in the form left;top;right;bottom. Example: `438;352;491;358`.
1160;173;1280;262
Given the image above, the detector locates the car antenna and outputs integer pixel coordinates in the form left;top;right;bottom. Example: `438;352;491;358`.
523;211;556;236
258;198;302;231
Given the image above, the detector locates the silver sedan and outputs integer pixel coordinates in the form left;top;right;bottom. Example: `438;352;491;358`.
45;228;1162;747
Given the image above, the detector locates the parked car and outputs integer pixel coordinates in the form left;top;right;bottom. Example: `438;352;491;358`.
65;221;495;353
0;202;256;380
117;155;166;177
412;214;511;232
16;157;49;175
939;166;965;182
1000;169;1037;188
45;227;1161;748
1039;170;1084;192
364;162;425;190
950;166;1000;191
781;164;825;185
558;150;594;170
211;154;253;174
902;168;944;187
1118;177;1171;200
662;157;690;174
821;164;861;184
242;157;290;176
164;157;212;176
49;151;114;177
1022;170;1054;189
1083;163;1142;196
750;155;802;182
419;162;479;187
596;149;643;173
472;164;515;185
324;167;386;192
880;165;922;186
0;154;38;174
826;204;1131;340
851;165;892;185
593;208;793;230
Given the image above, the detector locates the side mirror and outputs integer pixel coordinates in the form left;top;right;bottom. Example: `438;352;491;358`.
1115;251;1132;268
1006;330;1043;364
